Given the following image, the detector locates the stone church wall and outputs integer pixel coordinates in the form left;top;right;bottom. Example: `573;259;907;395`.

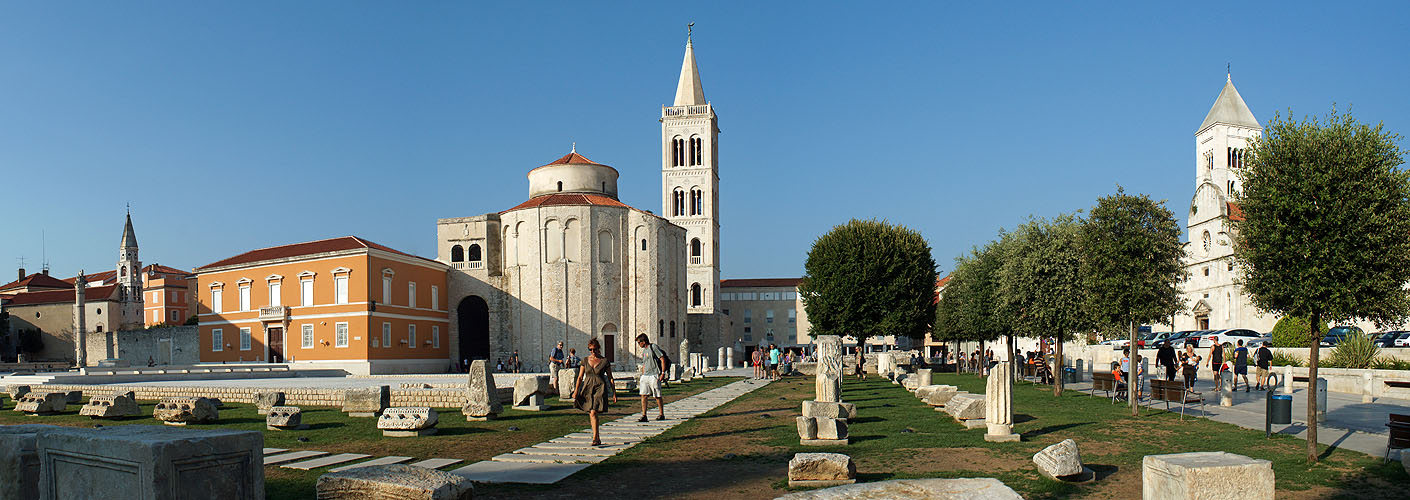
83;325;199;367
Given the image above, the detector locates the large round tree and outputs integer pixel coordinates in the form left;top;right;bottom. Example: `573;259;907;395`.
800;219;938;345
1232;108;1410;463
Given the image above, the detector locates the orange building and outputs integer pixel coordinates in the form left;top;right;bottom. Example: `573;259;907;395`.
194;236;450;374
67;264;196;326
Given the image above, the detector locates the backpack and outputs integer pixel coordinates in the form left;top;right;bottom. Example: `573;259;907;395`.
653;345;672;370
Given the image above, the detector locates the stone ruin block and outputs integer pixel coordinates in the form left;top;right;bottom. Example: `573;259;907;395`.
512;376;552;410
796;416;818;440
1142;452;1273;500
343;386;390;418
316;464;472;500
462;360;501;421
1034;439;1086;480
945;393;986;421
0;424;84;500
15;392;66;415
816;418;848;440
557;367;579;399
266;406;306;431
918;385;959;406
254;391;285;415
64;391;83;405
79;391;140;419
799;417;848;446
801;400;857;420
788;452;857;487
773;478;1022;500
153;397;219;425
8;384;31;401
378;407;439;437
36;424;264;500
914;368;933;386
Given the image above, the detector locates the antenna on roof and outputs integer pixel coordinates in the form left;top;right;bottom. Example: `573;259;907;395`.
41;229;49;275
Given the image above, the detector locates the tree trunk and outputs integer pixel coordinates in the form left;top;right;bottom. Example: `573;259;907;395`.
1054;334;1065;396
978;340;985;377
1129;320;1139;416
1007;334;1016;380
1307;311;1321;463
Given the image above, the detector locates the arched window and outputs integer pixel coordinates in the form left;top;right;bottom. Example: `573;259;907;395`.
670;320;676;338
659;320;664;338
451;245;464;262
690;188;703;215
690;238;701;264
641;239;647;251
598;230;614;262
120;266;127;277
467;244;482;262
691;283;702;307
671;136;685;167
557;181;563;192
690;136;703;166
672;188;685;216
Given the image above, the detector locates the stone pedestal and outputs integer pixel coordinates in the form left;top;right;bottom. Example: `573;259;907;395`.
266;406;307;431
515;394;549;411
462;360;502;421
512;376;551;408
316;464;473;500
797;416;848;445
379;407;439;437
37;425;264;500
985;360;1018;442
80;391;140;419
787;452;856;487
1142;452;1273;500
914;368;933;388
1362;372;1375;403
726;348;735;369
8;385;31;401
801;400;857;420
343;386;391;417
153;397;218;425
1281;366;1294;395
1219;370;1234;407
254;392;285;415
814;336;844;403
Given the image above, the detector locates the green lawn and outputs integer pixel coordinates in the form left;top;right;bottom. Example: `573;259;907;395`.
0;376;738;499
476;371;1409;499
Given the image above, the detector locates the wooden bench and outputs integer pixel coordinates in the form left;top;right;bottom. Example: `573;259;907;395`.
1386;413;1410;462
1092;372;1120;402
1151;379;1204;420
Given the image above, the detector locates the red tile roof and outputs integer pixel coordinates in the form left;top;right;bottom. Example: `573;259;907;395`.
196;236;438;271
720;278;803;288
542;152;603;167
504;193;630;213
61;264;192;285
3;285;117;306
0;273;75;293
1226;202;1246;222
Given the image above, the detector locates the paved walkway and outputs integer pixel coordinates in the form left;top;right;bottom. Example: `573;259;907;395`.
451;377;771;484
1060;374;1409;459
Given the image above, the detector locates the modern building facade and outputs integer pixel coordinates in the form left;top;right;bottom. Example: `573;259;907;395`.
194;236;450;374
720;279;808;354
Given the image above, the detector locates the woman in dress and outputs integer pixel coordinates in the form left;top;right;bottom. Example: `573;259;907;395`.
573;337;616;446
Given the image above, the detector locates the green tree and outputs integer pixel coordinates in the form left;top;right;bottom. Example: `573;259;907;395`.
1269;315;1325;348
1082;187;1187;415
999;214;1091;395
1232;108;1410;462
801;219;938;345
934;237;1010;368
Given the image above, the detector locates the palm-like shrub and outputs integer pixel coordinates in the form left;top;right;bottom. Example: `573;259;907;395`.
1269;351;1304;367
1325;334;1381;369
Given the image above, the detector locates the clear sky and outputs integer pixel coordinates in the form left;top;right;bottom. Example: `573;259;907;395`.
2;2;1407;281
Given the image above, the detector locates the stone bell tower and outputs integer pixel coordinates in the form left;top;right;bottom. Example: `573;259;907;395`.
661;31;721;316
116;209;144;329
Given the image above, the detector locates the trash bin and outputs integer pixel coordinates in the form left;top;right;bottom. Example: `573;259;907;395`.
1269;394;1292;425
1063;367;1077;384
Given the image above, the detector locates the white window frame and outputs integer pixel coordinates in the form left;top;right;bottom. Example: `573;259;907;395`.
239;327;251;351
238;285;251;312
268;281;281;307
334;275;349;305
301;324;314;349
212;328;223;351
408;324;416;348
430;285;438;310
300;279;313;307
335;322;348;347
382;322;392;349
432;325;440;348
383;276;393;305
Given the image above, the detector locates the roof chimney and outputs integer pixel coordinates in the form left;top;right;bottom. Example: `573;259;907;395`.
17;268;24;281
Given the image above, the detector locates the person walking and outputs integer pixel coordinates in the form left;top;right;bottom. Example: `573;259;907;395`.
510;350;522;373
635;334;668;422
549;341;566;390
573;338;616;446
1208;342;1225;393
768;344;782;380
854;351;866;380
567;348;581;369
1254;343;1273;390
1232;340;1251;392
1157;342;1178;381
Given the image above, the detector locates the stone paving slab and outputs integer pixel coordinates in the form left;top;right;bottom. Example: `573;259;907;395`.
328;455;414;472
264;450;329;466
515;447;619;457
452;461;592;484
534;441;631;451
493;452;609;464
262;448;287;455
408;458;462;469
281;453;371;470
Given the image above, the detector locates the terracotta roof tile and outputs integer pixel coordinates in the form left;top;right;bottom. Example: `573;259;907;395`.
0;273;75;293
720;278;803;288
4;285;117;306
196;236;438;271
542;152;603;167
503;193;631;212
1227;202;1246;222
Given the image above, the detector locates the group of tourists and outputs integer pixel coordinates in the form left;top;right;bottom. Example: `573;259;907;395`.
1154;339;1274;395
751;344;784;380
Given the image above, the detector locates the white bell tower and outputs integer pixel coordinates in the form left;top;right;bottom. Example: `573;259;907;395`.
117;208;144;328
661;30;721;315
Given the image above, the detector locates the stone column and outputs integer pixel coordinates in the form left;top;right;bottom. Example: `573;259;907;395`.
815;336;843;403
718;347;727;370
984;360;1018;442
74;272;88;368
1281;365;1294;395
726;348;735;369
1220;370;1234;407
679;339;690;373
1362;372;1375;403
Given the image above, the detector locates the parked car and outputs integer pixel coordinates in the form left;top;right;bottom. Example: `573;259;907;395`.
1321;326;1365;347
1245;334;1273;349
1158;330;1205;349
1373;331;1405;348
1394;332;1410;348
1200;329;1264;348
1138;332;1172;349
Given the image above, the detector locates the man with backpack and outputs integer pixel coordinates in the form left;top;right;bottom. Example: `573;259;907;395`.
1254;342;1274;391
635;334;668;422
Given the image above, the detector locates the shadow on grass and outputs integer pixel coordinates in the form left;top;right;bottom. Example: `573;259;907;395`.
1015;414;1036;424
1087;464;1119;481
1022;422;1090;439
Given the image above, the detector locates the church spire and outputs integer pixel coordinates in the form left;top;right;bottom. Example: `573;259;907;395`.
1198;73;1260;133
121;208;138;249
673;26;706;107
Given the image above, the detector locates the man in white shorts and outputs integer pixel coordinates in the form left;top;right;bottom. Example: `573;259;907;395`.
636;334;667;422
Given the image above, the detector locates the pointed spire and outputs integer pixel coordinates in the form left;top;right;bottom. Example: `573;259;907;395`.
673;26;706;107
121;210;138;249
1198;73;1260;133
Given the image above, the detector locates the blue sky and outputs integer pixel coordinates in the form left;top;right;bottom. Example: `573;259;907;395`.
2;2;1407;281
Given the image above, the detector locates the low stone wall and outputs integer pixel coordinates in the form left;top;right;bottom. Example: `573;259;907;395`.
1269;347;1410;362
1271;366;1410;399
30;383;514;408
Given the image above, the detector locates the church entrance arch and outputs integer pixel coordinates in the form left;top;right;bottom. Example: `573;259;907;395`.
457;296;490;365
601;323;618;363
